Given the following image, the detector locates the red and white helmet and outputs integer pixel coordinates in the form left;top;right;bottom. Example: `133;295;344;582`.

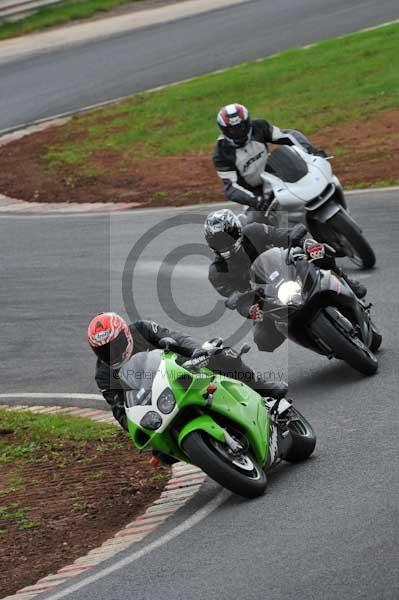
217;103;251;147
88;312;133;367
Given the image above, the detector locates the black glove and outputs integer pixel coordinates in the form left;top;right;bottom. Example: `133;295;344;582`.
309;146;327;158
201;338;223;350
191;347;209;359
256;195;271;212
289;223;308;246
158;337;178;350
111;402;128;432
193;341;224;358
225;291;243;310
102;389;128;431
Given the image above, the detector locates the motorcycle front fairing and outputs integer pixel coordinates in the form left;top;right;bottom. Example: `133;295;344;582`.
252;251;369;352
250;248;310;343
261;147;332;212
119;350;188;461
181;376;270;465
283;162;330;203
120;350;270;466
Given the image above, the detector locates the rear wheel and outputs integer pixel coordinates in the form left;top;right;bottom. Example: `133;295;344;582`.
283;407;316;463
182;430;267;498
311;310;378;375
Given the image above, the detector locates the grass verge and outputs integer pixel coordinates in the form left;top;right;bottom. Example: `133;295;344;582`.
0;407;116;465
0;407;118;538
0;0;148;40
0;407;119;533
0;408;170;596
44;22;399;173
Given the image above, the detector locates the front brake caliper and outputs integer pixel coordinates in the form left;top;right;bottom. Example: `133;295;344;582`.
223;430;243;454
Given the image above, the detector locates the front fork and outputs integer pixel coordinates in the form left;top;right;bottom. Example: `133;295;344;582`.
358;301;375;347
264;399;293;469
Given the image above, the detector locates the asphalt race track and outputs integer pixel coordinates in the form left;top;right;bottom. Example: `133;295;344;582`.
1;1;399;598
1;191;398;599
0;0;399;132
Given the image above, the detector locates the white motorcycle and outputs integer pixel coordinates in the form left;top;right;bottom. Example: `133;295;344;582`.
243;145;375;269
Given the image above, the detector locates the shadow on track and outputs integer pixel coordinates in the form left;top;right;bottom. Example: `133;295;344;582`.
288;355;383;398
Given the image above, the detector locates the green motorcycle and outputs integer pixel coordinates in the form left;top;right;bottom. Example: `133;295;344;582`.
119;341;316;499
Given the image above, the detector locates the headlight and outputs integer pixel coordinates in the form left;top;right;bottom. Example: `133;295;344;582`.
157;388;176;414
277;281;302;305
140;411;162;430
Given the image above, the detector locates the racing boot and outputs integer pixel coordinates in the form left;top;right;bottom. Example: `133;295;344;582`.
253;377;288;400
150;450;178;467
336;268;367;299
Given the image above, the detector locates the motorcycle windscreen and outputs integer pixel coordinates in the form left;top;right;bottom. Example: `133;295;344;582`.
266;146;308;183
119;350;162;406
250;247;297;296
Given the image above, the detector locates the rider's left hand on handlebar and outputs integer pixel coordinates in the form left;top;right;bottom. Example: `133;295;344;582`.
289;223;308;246
193;343;223;359
255;195;271;212
201;338;223;351
192;348;210;359
308;146;328;158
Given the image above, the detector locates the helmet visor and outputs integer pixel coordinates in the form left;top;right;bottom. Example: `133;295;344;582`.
209;231;242;255
94;330;129;366
218;239;243;259
225;121;250;145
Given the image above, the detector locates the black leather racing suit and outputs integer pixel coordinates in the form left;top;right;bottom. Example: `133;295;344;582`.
209;222;294;352
94;320;287;431
208;222;349;352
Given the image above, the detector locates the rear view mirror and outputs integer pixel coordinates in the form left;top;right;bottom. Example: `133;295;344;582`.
239;343;251;356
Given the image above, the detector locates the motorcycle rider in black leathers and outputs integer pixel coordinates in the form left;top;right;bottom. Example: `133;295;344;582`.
87;312;288;433
205;210;367;352
213;102;326;221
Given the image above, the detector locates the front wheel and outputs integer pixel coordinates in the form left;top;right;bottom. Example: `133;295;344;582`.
311;311;378;375
182;430;267;498
283;407;316;463
327;210;376;269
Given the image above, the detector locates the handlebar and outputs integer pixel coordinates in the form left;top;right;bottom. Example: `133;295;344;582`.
286;223;308;265
181;341;251;371
285;235;336;266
